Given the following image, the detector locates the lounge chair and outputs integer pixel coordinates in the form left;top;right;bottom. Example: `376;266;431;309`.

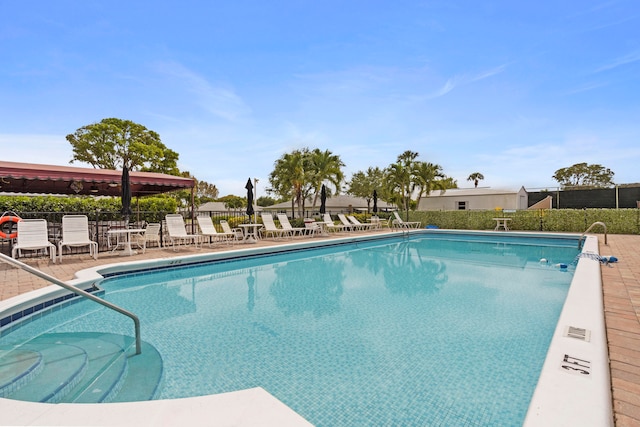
347;215;377;231
196;215;234;245
337;214;357;231
277;213;307;236
220;220;243;242
321;213;346;232
11;219;56;263
165;214;200;251
58;215;99;262
260;213;292;239
391;211;421;229
132;223;161;253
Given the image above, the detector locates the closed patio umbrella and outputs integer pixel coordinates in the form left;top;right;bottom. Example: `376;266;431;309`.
245;178;254;223
372;189;378;214
121;165;132;223
320;184;327;214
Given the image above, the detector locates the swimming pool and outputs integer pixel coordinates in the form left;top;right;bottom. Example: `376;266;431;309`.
0;231;612;426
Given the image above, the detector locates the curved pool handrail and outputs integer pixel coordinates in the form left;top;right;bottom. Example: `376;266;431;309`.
579;221;607;248
0;253;141;355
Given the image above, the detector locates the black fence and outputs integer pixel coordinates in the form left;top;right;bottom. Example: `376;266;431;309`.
528;187;640;209
0;210;251;257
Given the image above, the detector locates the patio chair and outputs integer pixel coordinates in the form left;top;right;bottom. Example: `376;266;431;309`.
391;211;421;229
58;215;99;262
369;216;383;230
321;213;346;232
220;220;243;242
347;215;377;231
196;215;234;246
303;219;324;237
277;213;307;236
260;213;292;239
11;219;56;263
165;214;200;251
132;223;162;253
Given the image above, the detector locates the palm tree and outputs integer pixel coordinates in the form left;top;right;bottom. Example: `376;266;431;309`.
467;172;485;188
269;150;305;218
308;148;345;208
413;161;446;206
269;148;345;218
385;151;418;220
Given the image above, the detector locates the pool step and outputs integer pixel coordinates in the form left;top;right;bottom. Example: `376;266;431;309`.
0;332;163;403
0;348;43;397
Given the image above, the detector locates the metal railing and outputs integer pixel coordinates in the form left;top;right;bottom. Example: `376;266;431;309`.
0;253;142;355
579;221;607;248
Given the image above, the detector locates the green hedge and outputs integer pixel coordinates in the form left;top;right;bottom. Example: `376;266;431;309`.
409;209;640;235
0;195;178;223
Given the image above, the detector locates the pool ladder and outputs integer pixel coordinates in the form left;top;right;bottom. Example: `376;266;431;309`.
0;253;142;355
579;221;607;249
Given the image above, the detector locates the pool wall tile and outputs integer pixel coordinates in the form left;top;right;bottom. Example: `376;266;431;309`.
0;287;104;337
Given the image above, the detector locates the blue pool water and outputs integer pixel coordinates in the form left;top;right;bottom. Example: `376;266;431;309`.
2;233;581;426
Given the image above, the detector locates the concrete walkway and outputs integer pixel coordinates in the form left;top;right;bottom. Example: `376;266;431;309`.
1;232;639;426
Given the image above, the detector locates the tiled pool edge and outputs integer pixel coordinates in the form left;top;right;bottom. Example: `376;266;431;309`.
524;235;613;426
0;230;613;426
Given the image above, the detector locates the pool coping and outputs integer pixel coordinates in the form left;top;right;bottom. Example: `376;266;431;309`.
0;230;613;426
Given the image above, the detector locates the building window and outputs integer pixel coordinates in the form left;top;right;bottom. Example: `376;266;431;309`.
457;201;467;210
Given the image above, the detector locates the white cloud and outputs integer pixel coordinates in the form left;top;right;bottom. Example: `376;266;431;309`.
154;61;251;121
431;64;508;98
594;50;640;73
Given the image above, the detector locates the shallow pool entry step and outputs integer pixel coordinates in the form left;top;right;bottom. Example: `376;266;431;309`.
0;332;163;404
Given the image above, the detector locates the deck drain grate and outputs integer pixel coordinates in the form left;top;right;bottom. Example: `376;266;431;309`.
564;326;591;342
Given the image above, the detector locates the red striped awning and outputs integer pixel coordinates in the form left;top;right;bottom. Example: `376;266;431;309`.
0;161;194;197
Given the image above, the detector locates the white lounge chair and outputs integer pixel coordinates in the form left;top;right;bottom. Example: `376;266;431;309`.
337;214;358;231
165;214;200;251
277;213;307;236
58;215;98;262
260;213;292;239
321;213;345;232
391;211;421;229
11;219;56;263
347;215;377;231
132;223;161;253
196;215;234;245
220;220;243;242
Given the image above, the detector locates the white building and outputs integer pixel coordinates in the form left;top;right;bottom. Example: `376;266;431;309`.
417;187;528;211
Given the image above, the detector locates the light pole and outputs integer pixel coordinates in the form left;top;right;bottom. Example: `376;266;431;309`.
254;178;259;202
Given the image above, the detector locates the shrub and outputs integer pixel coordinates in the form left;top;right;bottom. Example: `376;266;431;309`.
409;209;640;234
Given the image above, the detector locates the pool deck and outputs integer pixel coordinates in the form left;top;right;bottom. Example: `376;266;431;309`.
1;231;639;426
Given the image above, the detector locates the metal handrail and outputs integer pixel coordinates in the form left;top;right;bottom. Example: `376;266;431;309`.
0;253;141;355
579;221;607;248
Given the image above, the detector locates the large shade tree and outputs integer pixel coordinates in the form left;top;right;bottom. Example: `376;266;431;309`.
552;163;615;188
66;118;180;174
346;166;386;212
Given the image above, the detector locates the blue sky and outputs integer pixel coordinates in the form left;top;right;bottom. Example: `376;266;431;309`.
2;1;638;197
